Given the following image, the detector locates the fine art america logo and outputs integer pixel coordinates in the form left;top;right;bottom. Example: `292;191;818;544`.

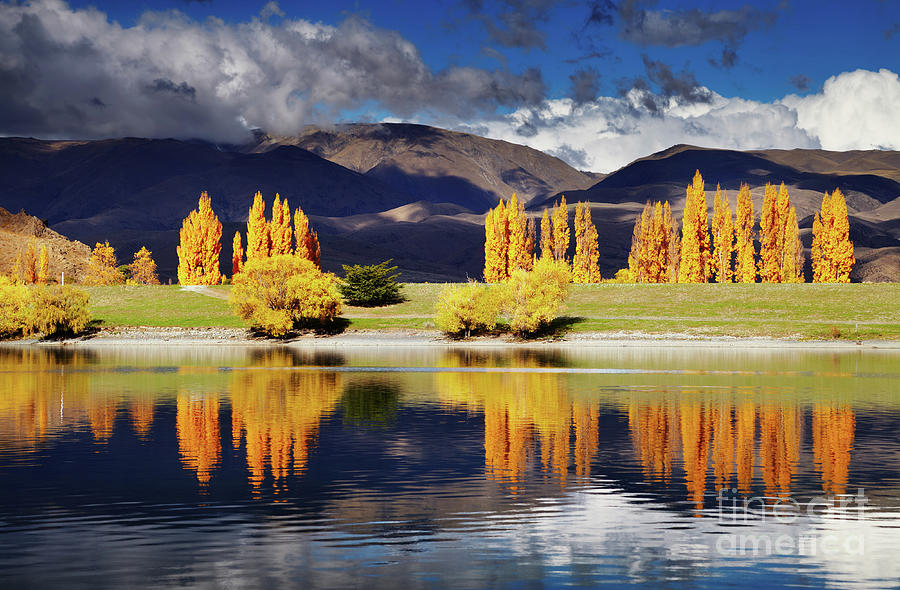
713;488;868;557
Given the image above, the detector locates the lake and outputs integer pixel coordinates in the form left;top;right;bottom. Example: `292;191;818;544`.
0;344;898;589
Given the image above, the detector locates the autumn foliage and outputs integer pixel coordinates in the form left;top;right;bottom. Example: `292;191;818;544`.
84;241;125;285
678;170;712;283
129;246;160;285
812;188;855;282
177;192;223;285
627;201;678;283
572;202;602;283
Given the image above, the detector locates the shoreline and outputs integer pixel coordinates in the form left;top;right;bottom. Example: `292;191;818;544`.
4;326;900;350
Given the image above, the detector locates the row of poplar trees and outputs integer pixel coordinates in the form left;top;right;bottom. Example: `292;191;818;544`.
628;170;854;283
176;191;321;285
484;194;602;283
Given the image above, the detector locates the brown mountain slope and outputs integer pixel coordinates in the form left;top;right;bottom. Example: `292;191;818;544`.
0;207;90;281
252;123;595;212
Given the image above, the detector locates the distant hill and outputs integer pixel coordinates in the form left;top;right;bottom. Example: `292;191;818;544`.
252;123;595;211
0;132;896;282
0;206;90;282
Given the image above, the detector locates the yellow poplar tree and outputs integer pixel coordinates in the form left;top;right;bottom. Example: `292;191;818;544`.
664;201;680;283
830;189;854;282
711;185;734;283
37;245;49;284
270;194;293;256
572;202;602;283
734;184;756;283
23;241;37;284
483;199;509;282
758;183;782;282
647;202;666;283
85;241;125;285
232;231;244;276
782;207;804;283
524;218;536;270
293;206;321;268
628;202;649;282
551;196;569;262
678;170;711;283
539;208;553;259
506;194;529;273
176;192;222;285
130;246;161;285
812;189;854;282
246;191;271;261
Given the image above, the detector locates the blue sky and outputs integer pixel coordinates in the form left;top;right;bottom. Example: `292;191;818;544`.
2;0;899;170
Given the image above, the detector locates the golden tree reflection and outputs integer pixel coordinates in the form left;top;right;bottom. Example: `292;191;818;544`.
175;394;221;487
812;404;855;496
435;356;600;490
230;370;342;493
626;397;856;507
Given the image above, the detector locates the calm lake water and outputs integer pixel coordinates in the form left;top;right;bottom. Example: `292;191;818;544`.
1;344;898;589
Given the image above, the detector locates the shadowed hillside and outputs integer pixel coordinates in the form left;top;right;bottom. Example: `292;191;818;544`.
0;207;90;281
252;123;595;211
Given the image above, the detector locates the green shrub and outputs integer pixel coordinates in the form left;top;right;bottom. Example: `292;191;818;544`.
435;281;500;338
339;260;404;306
29;285;92;338
230;255;342;337
500;256;571;336
0;276;31;339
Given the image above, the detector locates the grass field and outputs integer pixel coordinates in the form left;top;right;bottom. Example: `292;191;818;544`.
81;283;900;340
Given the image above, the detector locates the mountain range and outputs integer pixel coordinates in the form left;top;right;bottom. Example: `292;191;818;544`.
0;123;897;282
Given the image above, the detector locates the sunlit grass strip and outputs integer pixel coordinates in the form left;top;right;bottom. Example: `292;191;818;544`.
82;282;900;339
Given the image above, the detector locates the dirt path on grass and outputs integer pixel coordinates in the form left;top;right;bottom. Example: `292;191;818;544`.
179;285;230;300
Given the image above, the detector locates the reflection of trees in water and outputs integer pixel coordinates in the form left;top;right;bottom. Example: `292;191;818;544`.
813;404;855;496
229;369;343;494
435;359;600;491
175;394;221;487
442;348;570;369
627;397;856;506
247;347;345;368
341;380;400;427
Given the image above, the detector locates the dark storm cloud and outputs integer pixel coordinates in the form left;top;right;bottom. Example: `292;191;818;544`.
790;74;812;92
709;46;737;69
617;55;711;114
462;0;562;50
0;2;546;142
146;79;197;101
617;0;777;48
569;67;601;104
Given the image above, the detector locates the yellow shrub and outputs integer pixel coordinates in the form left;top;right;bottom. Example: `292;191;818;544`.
434;281;500;338
229;255;342;337
0;276;31;339
500;256;571;336
29;285;92;338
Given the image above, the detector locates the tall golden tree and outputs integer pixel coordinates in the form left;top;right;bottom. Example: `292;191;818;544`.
782;207;804;283
270;194;294;256
663;201;680;283
758;183;782;282
483;199;509;282
678;170;711;283
711;185;734;283
176;192;222;285
539;208;553;259
812;189;854;282
524;217;536;270
734;184;756;283
232;231;244;276
130;246;161;285
628;202;650;282
647;202;666;283
22;241;37;284
246;191;271;261
293;205;321;268
551;195;569;262
37;245;49;284
85;241;125;285
572;202;601;283
506;194;530;273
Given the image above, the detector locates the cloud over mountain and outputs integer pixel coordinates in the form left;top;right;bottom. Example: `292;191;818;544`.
451;68;900;172
0;0;545;143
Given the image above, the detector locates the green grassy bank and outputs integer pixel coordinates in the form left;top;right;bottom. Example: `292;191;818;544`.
83;283;900;340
